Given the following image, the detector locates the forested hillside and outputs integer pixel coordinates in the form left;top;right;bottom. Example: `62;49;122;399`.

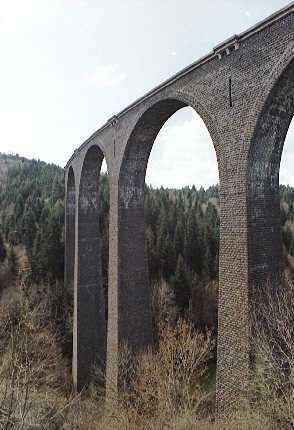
0;153;64;285
0;152;294;325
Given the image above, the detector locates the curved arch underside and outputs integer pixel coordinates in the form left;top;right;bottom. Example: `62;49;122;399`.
117;99;217;352
248;58;294;287
65;167;75;293
74;145;106;390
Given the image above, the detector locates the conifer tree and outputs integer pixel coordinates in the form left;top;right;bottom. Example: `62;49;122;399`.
156;214;175;279
44;215;64;282
7;246;18;276
0;230;6;262
174;254;190;317
30;229;44;282
173;219;184;257
184;209;202;274
21;207;36;254
145;193;159;234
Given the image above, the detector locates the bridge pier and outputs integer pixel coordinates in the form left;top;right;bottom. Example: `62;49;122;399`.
105;177;153;401
71;146;107;391
216;183;251;410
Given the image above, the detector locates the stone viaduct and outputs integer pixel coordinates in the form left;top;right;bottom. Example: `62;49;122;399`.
64;3;294;410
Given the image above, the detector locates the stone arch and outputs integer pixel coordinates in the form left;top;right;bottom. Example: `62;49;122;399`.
65;166;76;294
74;144;107;390
236;43;294;188
117;95;219;353
247;54;294;287
169;90;221;159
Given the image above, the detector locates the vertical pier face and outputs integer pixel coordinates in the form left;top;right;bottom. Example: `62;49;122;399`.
65;167;75;294
117;99;187;353
73;145;107;391
64;5;294;410
217;55;294;412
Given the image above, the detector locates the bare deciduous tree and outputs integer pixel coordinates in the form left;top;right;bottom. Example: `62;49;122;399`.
249;268;294;426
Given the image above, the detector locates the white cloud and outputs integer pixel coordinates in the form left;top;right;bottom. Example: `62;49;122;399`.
171;51;176;56
146;109;219;189
86;65;125;88
245;11;251;17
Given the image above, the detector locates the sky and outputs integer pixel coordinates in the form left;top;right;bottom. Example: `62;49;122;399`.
0;0;293;189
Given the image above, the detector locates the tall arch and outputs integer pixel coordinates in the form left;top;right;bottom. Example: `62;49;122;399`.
74;145;107;391
65;166;75;294
115;96;219;359
247;56;294;288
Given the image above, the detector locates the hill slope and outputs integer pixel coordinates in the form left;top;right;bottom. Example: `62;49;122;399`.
0;153;64;283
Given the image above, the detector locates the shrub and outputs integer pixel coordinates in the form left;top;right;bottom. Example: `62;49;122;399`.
0;284;71;428
248;270;294;427
109;319;215;428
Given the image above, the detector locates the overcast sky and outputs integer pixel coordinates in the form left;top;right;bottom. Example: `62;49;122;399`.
0;0;293;189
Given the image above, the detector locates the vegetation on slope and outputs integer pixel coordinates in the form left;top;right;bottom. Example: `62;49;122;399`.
0;154;64;285
0;275;292;429
0;152;293;428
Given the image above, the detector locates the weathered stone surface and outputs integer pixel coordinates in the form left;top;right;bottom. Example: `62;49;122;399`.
64;3;294;410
